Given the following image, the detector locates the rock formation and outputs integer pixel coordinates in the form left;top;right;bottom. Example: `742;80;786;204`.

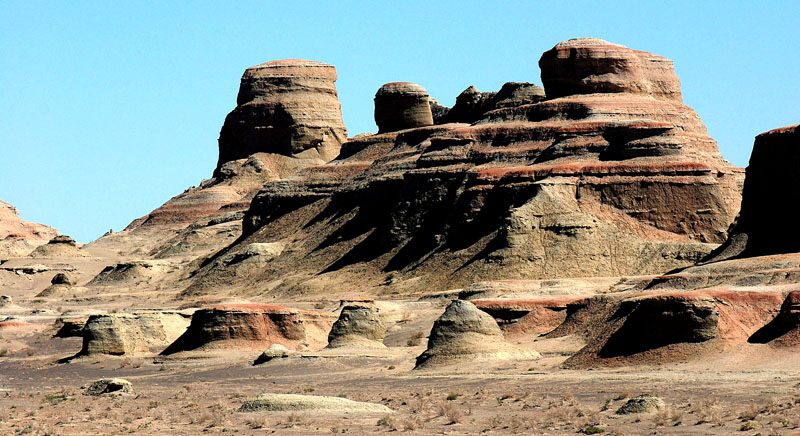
161;303;336;354
187;38;740;297
374;82;434;132
217;59;347;171
36;272;86;298
704;124;800;262
597;295;718;358
326;304;386;348
84;378;134;396
539;38;682;101
437;82;546;124
414;300;538;368
253;343;293;364
79;312;190;356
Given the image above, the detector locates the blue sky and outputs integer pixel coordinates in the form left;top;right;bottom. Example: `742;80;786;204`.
1;1;798;242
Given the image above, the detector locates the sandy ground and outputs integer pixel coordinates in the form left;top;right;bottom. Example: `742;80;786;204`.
1;313;800;436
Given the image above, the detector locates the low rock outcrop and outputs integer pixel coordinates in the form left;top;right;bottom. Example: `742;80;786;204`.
84;378;134;396
616;396;665;414
556;290;782;367
374;82;434;133
415;300;538;368
88;261;162;286
438;82;546;124
326;304;386;348
217;59;347;171
253;343;294;364
79;312;191;356
161;303;336;354
704;124;800;262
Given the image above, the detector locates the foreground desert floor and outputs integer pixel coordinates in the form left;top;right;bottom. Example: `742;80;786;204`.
1;300;799;436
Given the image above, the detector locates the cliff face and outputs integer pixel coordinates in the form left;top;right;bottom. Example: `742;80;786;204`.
185;38;741;297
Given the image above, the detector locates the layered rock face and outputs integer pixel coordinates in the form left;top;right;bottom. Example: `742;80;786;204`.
326;304;386;348
437;82;546;124
91;61;347;261
374;82;434;133
190;38;740;297
705;124;800;261
217;59;347;171
161;303;337;354
80;312;190;356
414;300;537;368
539;38;682;102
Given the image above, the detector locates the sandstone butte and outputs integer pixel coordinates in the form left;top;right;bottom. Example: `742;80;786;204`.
86;37;745;300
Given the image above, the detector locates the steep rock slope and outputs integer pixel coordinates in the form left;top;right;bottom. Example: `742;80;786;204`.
189;38;741;297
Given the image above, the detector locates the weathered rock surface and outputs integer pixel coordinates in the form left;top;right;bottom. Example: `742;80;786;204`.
54;317;87;338
88;261;163;286
704;124;800;262
415;300;538;368
326;304;386;348
80;312;191;356
84;378;134;396
217;59;347;171
472;297;581;336
539;38;682;101
187;38;739;298
0;200;59;257
374;82;434;133
161;303;336;354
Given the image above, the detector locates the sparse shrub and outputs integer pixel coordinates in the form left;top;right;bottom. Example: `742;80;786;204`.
377;414;399;430
581;425;605;434
246;415;269;429
446;392;460;401
436;401;463;424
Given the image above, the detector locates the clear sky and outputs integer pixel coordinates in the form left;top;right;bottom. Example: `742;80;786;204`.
1;1;798;242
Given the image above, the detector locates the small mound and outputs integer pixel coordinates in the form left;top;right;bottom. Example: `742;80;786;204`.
239;393;392;414
37;274;84;298
88;261;161;285
253;344;294;365
414;300;539;369
616;396;665;414
326;305;386;349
